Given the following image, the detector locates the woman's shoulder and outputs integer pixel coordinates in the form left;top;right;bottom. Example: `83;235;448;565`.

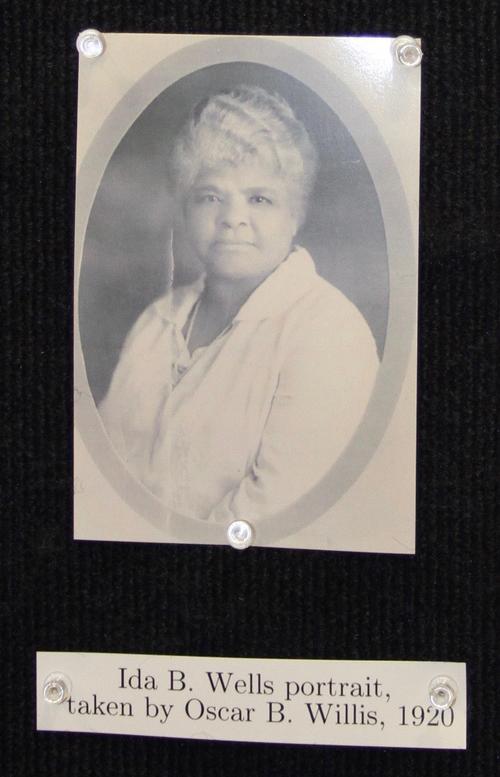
280;261;379;366
121;278;203;350
127;278;202;332
294;269;372;335
282;248;368;320
308;273;358;307
148;277;203;323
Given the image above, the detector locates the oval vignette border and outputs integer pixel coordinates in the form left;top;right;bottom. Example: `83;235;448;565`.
74;36;417;546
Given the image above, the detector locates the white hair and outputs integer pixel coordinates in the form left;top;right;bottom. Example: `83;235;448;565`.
169;85;318;225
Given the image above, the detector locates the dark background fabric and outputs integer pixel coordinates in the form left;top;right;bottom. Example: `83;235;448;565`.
1;1;499;776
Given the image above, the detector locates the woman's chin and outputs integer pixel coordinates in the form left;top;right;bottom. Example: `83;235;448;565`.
201;248;288;283
203;251;259;279
207;244;256;263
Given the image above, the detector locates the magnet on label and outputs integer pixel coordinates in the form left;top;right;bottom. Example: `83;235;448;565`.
43;672;72;704
428;675;458;709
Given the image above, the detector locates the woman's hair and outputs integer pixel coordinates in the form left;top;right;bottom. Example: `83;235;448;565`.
169;84;318;226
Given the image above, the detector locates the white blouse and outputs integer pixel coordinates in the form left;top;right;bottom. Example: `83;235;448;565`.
99;247;379;524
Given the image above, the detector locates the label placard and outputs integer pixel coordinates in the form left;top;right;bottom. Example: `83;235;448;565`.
37;653;466;749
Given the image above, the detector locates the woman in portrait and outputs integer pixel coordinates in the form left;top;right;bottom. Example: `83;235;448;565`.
99;84;379;525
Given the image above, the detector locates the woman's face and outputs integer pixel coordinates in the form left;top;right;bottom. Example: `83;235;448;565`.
182;159;299;282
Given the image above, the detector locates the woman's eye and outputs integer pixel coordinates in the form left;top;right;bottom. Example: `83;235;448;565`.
250;195;272;205
194;193;221;204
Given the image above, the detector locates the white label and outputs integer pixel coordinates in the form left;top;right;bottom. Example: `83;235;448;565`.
37;653;466;749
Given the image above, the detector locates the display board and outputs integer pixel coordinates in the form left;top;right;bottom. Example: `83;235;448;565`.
2;3;499;777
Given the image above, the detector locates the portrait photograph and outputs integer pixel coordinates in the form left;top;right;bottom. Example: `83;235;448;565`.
74;35;420;552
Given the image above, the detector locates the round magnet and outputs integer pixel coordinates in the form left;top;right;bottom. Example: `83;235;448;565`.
392;36;423;68
43;672;72;704
76;29;106;59
428;675;458;710
227;520;255;550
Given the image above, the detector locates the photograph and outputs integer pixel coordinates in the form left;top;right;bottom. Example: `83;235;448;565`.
74;35;419;552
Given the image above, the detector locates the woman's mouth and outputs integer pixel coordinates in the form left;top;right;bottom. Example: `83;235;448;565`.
213;240;255;248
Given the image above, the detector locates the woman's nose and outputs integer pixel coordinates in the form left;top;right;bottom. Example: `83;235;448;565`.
219;196;249;227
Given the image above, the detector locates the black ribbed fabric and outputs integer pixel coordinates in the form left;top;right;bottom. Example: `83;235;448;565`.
1;2;499;775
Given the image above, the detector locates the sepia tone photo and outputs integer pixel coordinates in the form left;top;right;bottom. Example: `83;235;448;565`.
74;35;420;551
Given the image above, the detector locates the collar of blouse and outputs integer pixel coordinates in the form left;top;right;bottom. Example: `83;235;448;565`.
160;246;319;327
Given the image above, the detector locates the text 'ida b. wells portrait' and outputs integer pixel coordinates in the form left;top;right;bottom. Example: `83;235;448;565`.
74;35;420;553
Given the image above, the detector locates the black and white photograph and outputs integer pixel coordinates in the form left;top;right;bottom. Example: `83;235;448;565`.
74;35;420;551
